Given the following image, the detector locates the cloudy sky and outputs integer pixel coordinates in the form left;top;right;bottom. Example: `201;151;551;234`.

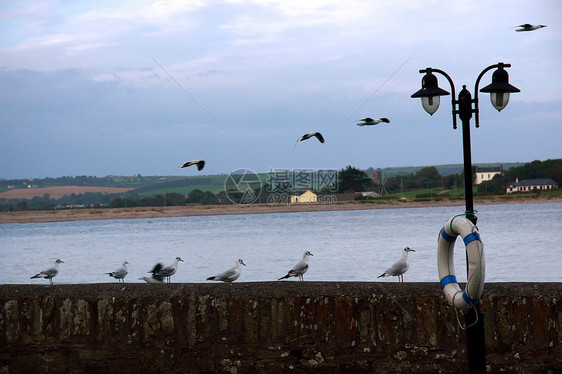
1;0;560;179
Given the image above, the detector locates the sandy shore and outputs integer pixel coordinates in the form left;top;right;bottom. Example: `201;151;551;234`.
1;196;560;224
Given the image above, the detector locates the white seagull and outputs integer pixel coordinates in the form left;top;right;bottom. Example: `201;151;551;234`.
179;160;205;171
154;257;184;283
356;117;390;126
30;259;64;285
278;251;313;281
514;24;546;32
295;132;324;148
106;261;129;283
206;259;246;282
139;263;165;284
377;247;415;282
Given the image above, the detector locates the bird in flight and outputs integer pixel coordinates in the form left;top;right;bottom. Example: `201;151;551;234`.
514;24;546;32
179;160;205;171
356;118;390;126
377;247;415;282
295;132;324;148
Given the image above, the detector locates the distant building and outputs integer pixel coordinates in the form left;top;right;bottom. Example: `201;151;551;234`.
506;178;558;194
474;165;503;185
360;191;381;198
290;190;317;203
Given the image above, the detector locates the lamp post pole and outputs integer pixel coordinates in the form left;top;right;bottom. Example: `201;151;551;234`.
458;86;476;223
411;63;520;374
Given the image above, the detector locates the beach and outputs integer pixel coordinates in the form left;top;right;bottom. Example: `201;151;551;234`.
1;196;560;224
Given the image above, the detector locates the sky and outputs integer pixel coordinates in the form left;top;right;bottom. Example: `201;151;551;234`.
1;0;561;179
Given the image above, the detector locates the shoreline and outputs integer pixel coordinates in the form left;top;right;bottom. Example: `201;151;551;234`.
1;196;560;224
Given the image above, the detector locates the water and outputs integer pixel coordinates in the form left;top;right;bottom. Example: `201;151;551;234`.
1;203;560;284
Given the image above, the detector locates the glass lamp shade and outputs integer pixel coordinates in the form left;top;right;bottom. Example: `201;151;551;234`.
411;70;449;116
480;66;520;112
421;96;440;115
490;92;510;112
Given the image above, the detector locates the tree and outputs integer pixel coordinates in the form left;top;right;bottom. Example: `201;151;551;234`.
338;166;373;192
187;189;204;203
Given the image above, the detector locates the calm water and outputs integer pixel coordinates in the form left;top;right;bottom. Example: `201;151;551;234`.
1;203;560;284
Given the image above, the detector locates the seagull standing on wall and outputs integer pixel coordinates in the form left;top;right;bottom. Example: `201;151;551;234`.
179;160;205;171
514;24;547;32
378;247;415;282
206;259;246;282
356;118;390;126
139;263;165;283
106;261;129;283
154;257;184;283
278;251;313;281
294;132;324;148
30;259;64;285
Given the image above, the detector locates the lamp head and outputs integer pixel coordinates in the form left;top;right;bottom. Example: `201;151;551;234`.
480;64;520;111
411;69;450;115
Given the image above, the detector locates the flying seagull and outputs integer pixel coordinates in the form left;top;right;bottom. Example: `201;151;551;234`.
377;247;415;282
139;263;165;284
206;259;246;282
514;24;547;32
278;251;313;281
153;256;184;283
356;117;390;126
179;160;205;171
295;132;324;148
30;259;64;285
106;261;129;283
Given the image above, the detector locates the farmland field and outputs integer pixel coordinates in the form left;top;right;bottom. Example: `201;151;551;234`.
0;186;134;200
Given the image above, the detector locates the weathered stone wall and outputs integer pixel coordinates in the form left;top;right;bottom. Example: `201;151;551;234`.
0;283;560;373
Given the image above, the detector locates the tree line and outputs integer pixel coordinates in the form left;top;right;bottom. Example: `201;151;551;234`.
2;159;559;212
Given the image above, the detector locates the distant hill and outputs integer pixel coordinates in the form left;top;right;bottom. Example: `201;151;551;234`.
364;162;524;178
0;162;531;198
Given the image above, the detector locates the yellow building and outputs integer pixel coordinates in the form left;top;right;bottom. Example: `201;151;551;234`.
290;190;317;203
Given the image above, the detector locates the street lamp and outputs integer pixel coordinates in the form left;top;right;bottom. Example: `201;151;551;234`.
411;62;519;374
411;62;519;222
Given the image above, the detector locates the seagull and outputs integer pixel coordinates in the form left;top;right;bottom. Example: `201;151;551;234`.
295;132;324;148
377;247;415;282
514;24;547;32
139;263;165;284
179;160;205;171
278;251;313;281
154;256;184;283
106;261;129;283
30;259;64;285
356;117;390;126
206;259;246;282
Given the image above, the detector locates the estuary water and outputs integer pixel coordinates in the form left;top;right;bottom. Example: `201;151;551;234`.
0;202;560;284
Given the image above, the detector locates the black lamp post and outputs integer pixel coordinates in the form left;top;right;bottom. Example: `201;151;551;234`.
411;62;520;373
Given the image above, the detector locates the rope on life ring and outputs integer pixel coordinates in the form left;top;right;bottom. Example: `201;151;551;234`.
437;215;485;312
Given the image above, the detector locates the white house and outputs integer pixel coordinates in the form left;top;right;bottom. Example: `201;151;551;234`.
290;190;318;203
506;178;558;194
474;165;503;185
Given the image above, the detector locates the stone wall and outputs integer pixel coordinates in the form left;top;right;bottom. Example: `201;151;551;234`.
0;282;560;373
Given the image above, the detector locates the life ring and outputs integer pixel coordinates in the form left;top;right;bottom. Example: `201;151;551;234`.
437;215;485;311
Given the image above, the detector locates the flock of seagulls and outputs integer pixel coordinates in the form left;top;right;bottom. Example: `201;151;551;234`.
30;247;416;284
178;115;393;169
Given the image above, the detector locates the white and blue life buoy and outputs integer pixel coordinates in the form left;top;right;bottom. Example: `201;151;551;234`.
437;215;485;311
